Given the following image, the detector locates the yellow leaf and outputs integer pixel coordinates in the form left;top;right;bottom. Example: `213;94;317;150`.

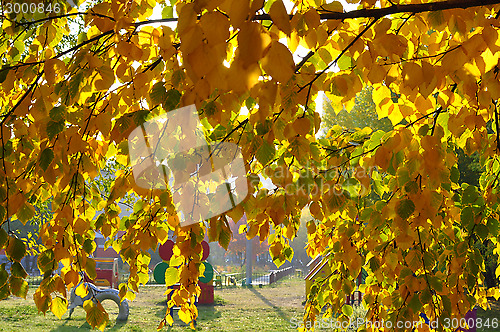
261;41;294;83
238;22;271;68
321;1;343;12
75;282;88;298
487;288;500;301
165;267;179;287
293;118;311;137
199;12;230;46
166;312;174;326
367;64;387;84
84;300;109;331
269;0;291;35
372;84;391;119
50;296;67;319
309;201;323;220
228;0;250;28
178;306;192;324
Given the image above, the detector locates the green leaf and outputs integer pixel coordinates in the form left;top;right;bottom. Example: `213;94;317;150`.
256;140;275;166
408;293;422;313
17;202;35;225
49;106;66;121
487;217;499;235
164;267;179;287
404;181;418;195
11;262;27;279
69;72;84;99
337;55;352;71
9;276;28;299
204;101;217;116
462;185;479;205
395;199;415;220
342;178;360;198
85;258;97;280
428;10;445;28
40;148;54;171
150;82;167;105
284;246;294;261
6;237;26;262
37;249;55;273
396;168;410;187
83;238;95;254
84;301;109;331
163;89;181;111
219;227;231;250
0;264;8;287
133;200;145;214
460;206;474;229
0;282;10;300
450;166;460;183
420;288;432;305
46;120;65;140
0;68;9;84
342;304;353;317
161;5;174;19
475;224;489;240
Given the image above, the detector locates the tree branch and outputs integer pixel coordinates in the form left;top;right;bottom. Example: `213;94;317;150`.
254;0;500;21
298;18;378;93
2;30;114;72
493;100;500;152
0;71;43;125
14;11;115;26
131;0;500;28
430;106;443;135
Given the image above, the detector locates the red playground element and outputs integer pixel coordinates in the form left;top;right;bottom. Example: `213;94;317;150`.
201;241;210;261
159;240;175;261
86;258;119;289
159;239;214;305
198;282;214;304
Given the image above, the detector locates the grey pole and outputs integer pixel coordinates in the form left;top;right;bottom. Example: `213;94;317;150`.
246;237;252;286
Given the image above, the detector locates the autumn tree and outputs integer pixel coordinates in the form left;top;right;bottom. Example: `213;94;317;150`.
2;0;500;330
322;85;392;133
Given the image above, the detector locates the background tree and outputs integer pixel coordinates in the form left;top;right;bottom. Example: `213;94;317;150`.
1;0;500;330
322;86;393;133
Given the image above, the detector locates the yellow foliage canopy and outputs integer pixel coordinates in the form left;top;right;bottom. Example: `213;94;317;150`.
1;0;500;330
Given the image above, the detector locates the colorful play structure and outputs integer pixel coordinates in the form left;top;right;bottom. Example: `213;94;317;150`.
154;239;214;305
92;258;120;289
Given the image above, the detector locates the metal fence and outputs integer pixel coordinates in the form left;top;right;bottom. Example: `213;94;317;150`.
268;266;294;284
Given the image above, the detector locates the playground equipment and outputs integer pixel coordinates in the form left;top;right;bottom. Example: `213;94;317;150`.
92;258;119;289
68;281;129;321
155;239;214;304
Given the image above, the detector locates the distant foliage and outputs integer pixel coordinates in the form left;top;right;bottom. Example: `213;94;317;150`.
322;86;393;133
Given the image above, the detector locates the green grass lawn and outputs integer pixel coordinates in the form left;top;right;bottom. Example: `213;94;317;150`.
476;300;500;332
0;276;304;332
0;276;497;331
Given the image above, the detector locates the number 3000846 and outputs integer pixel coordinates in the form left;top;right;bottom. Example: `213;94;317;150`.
2;2;61;14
